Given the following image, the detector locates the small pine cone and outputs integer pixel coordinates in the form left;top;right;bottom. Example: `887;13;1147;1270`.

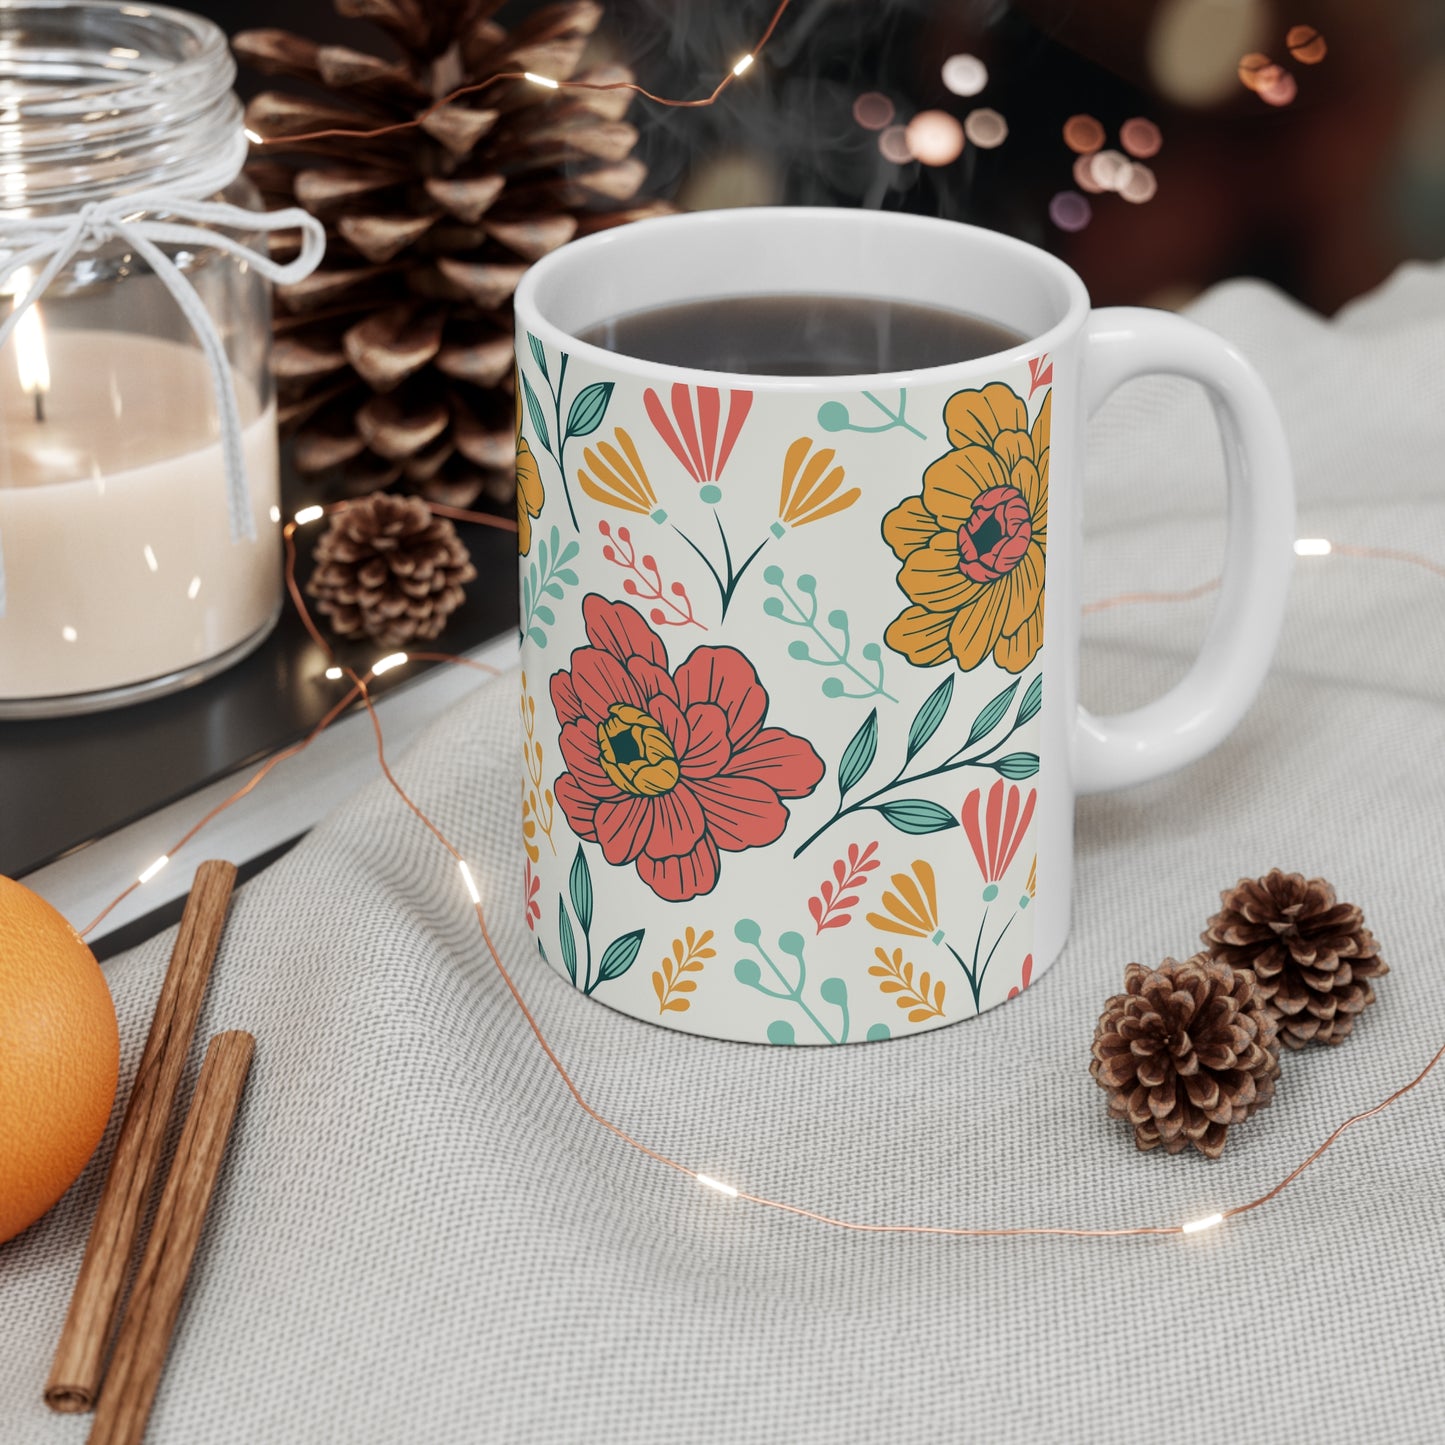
1202;870;1388;1050
307;493;476;647
1091;956;1281;1159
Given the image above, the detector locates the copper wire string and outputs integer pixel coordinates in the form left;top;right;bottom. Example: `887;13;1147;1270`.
251;0;796;147
81;506;1445;1241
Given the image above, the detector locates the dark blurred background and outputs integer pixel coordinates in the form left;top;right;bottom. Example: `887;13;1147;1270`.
208;0;1445;315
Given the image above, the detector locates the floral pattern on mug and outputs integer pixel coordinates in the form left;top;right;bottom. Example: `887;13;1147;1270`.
549;594;826;902
515;368;545;556
644;383;753;497
882;383;1049;674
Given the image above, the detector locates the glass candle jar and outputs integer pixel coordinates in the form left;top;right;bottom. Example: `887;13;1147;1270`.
0;1;302;716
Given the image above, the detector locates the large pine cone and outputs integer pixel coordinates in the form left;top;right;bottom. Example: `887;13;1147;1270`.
1202;869;1388;1049
235;0;667;508
307;493;476;646
1091;956;1281;1159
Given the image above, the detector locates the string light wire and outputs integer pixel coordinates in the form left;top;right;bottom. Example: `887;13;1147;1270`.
250;0;793;148
74;499;1445;1243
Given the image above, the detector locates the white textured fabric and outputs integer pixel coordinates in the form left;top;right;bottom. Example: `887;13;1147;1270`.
3;265;1444;1444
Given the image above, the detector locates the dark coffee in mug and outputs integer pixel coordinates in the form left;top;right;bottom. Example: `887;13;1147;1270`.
577;293;1025;375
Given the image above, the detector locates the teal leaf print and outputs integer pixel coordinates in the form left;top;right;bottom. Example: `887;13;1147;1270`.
527;331;548;380
905;675;955;761
836;709;878;799
876;799;959;834
565;381;614;440
569;846;593;934
522;371;550;454
865;1022;892;1042
1016;674;1043;728
732;920;848;1043
815;389;926;441
761;567;896;703
965;679;1020;749
557;898;577;985
734;957;763;988
520;526;580;647
991;753;1040;780
597;929;645;983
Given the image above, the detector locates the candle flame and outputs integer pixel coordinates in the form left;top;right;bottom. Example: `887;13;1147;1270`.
6;267;51;408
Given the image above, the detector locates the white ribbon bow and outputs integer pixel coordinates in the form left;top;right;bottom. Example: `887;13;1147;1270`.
0;195;326;616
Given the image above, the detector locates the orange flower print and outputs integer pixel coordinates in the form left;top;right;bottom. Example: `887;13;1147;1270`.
773;437;860;535
515;368;545;556
882;382;1048;674
865;860;941;941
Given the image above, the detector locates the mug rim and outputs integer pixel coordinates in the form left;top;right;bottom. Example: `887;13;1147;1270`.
515;206;1091;392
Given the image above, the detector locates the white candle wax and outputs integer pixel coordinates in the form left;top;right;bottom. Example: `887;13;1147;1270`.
0;329;281;702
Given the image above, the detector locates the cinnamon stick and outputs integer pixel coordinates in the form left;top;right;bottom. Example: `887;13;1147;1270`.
46;860;238;1413
87;1032;255;1445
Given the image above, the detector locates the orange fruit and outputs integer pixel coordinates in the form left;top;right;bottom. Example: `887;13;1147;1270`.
0;876;119;1245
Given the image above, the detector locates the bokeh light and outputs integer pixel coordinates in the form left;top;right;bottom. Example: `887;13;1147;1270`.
1088;148;1131;192
905;109;965;166
1119;164;1159;204
1237;52;1272;91
963;107;1008;149
907;109;965;165
1258;67;1298;106
1063;114;1106;154
878;125;913;163
1286;24;1327;64
941;53;988;97
1149;0;1269;107
1049;191;1092;232
852;92;895;131
1119;118;1163;159
1072;153;1105;194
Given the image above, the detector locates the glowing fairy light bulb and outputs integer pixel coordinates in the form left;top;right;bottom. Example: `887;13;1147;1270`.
1181;1212;1224;1235
293;505;325;525
732;53;754;76
137;855;170;885
696;1173;740;1198
371;652;409;676
1294;538;1332;556
524;71;559;89
458;859;482;904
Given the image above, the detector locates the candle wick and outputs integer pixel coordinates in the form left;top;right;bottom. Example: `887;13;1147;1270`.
33;390;45;423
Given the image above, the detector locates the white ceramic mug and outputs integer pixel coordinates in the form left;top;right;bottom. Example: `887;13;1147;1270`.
513;208;1293;1045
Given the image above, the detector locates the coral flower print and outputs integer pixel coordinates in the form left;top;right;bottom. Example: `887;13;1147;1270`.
550;595;825;901
882;382;1048;674
961;779;1037;899
515;370;545;556
644;383;752;493
523;858;542;931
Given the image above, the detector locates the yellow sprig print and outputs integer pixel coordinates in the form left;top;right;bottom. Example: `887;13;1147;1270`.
652;927;716;1014
521;672;557;863
868;947;947;1023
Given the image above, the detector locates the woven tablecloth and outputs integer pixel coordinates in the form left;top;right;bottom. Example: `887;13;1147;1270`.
3;263;1443;1444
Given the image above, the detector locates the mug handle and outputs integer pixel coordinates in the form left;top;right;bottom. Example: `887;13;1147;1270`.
1075;307;1295;794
